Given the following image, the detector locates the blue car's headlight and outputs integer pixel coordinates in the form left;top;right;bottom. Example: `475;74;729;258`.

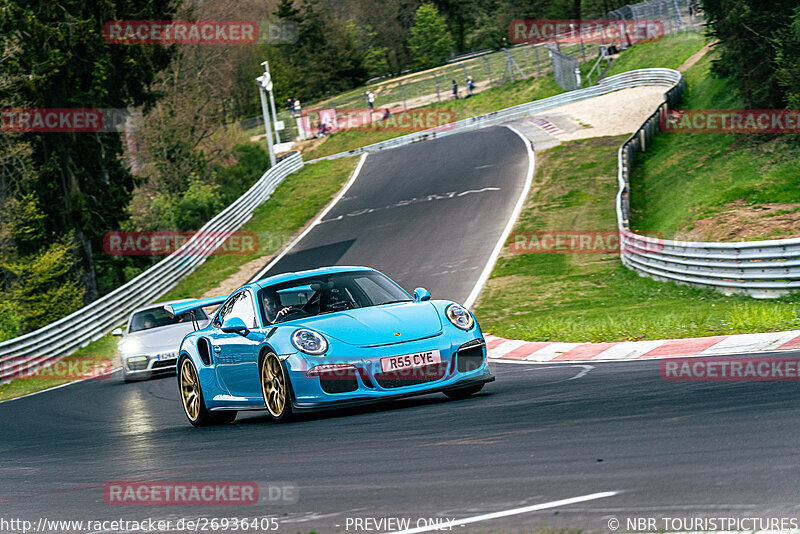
291;329;328;355
446;304;474;330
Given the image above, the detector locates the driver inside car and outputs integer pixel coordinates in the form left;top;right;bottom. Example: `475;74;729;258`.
262;289;294;324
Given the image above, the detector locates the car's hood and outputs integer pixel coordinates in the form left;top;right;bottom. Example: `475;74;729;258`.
122;323;198;352
296;302;443;347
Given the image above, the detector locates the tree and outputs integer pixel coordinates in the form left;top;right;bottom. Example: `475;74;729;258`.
408;3;454;69
0;195;84;339
702;0;800;109
0;0;178;302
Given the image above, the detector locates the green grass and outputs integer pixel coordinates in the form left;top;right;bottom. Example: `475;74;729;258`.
474;136;800;343
629;51;800;239
0;157;358;402
0;334;118;402
606;32;708;75
305;76;563;160
163;156;358;300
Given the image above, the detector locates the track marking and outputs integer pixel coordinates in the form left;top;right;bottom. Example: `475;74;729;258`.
387;491;620;534
464;125;534;309
250;153;368;282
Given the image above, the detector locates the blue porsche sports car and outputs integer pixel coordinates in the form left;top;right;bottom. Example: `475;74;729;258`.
166;266;494;426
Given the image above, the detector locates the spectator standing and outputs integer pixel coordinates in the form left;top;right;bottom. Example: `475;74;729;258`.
451;80;459;100
286;98;295;118
467;76;475;97
293;98;302;117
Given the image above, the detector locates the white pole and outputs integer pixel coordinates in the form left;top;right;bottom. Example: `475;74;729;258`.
262;61;281;145
257;82;277;167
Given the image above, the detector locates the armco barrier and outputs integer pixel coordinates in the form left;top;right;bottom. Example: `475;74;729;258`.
310;68;686;162
616;75;800;298
0;152;303;382
318;67;799;298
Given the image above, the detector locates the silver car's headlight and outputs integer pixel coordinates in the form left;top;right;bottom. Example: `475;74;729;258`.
120;338;143;356
291;329;328;355
446;304;474;330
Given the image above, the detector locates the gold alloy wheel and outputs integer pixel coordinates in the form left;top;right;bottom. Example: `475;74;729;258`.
180;359;201;421
261;354;286;417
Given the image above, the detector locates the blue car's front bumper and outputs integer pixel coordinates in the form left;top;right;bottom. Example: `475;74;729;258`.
282;331;493;412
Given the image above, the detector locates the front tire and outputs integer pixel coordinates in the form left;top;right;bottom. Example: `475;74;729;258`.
260;352;293;422
179;356;236;426
444;384;484;399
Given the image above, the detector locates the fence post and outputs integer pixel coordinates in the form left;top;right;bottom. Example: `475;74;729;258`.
482;56;493;86
432;72;441;103
400;80;407;110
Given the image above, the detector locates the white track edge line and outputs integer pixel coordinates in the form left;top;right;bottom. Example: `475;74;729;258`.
387;491;620;534
464;125;535;309
0;367;122;404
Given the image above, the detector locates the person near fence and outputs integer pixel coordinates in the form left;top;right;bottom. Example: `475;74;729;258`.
451;80;459;100
467;75;475;97
287;98;295;118
293;98;302;117
366;91;375;111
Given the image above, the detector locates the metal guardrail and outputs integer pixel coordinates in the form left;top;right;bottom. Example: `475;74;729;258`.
4;65;795;383
616;74;800;298
310;68;686;162
0;152;304;382
318;67;799;298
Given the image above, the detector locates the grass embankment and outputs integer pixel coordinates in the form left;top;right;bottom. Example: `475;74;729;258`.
304;76;563;160
163;156;358;300
474;136;800;343
630;52;800;240
0;157;358;402
605;32;707;75
305;33;708;161
0;334;118;402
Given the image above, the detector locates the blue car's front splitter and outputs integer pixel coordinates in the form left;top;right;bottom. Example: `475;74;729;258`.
289;372;494;413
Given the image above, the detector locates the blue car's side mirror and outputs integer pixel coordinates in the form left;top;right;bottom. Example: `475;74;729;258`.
413;287;431;302
221;316;250;336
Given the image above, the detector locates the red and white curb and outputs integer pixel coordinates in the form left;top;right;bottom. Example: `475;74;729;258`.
530;117;566;137
485;331;800;363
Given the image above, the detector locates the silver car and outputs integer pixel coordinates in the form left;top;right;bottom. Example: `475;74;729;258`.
113;300;210;382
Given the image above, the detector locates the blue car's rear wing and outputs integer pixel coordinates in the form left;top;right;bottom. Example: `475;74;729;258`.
164;294;229;318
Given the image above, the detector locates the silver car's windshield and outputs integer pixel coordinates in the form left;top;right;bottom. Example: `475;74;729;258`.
257;271;411;325
129;307;209;333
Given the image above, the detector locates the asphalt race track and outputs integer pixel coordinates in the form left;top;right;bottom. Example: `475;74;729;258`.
253;126;532;305
4;127;800;533
3;357;800;533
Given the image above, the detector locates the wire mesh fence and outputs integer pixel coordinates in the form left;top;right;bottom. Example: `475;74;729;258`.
241;0;704;140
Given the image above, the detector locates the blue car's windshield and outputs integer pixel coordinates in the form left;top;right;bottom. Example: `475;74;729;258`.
257;271;411;325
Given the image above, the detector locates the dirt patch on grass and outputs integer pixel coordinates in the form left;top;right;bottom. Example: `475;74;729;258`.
547;86;667;141
677;200;800;241
678;41;716;72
